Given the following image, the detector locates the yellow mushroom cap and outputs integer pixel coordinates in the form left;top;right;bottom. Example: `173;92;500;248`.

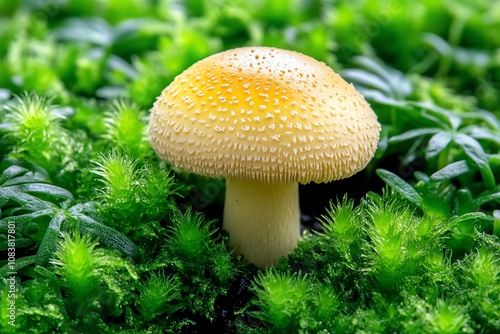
150;47;381;184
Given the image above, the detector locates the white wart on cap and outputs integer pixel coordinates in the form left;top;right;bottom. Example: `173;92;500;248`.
150;47;381;268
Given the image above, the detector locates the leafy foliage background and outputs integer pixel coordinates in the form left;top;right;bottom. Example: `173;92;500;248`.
0;0;499;333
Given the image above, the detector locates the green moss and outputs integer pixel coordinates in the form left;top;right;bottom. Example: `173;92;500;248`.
251;192;500;332
102;99;150;161
136;272;181;321
51;233;102;308
0;0;499;332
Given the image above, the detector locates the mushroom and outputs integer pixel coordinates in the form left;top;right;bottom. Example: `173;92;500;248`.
149;47;381;268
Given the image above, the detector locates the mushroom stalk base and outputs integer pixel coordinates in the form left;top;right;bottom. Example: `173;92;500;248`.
223;179;300;268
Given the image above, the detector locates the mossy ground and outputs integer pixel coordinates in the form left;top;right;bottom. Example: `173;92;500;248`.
1;1;499;333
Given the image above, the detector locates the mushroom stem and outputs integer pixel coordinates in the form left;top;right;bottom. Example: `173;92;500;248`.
223;178;300;268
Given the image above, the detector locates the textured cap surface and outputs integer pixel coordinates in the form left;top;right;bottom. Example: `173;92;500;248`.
150;47;381;183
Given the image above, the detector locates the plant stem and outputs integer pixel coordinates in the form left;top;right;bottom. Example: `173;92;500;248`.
438;14;467;79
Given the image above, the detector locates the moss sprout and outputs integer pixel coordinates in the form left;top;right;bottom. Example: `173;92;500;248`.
102;99;150;161
136;271;181;321
3;93;66;173
51;233;102;309
252;270;341;333
92;151;181;240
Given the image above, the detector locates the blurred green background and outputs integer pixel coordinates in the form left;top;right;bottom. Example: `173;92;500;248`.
0;0;498;112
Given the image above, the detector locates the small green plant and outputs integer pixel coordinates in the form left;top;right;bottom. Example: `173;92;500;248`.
161;210;240;320
52;233;103;315
377;167;500;263
0;229;141;333
51;232;139;330
136;271;181;321
92;152;137;222
2;94;67;174
377;168;499;252
102;99;150;161
387;104;498;188
252;270;341;333
0;93;96;195
250;191;500;333
0;161;140;275
342;56;413;106
425;299;472;334
92;151;181;248
458;246;500;331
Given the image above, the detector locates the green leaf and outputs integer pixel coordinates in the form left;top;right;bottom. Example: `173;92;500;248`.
355;88;406;106
353;56;412;97
0;166;29;185
388;128;440;144
6;184;73;202
0;189;53;212
376;169;423;207
0;209;52;233
52;17;114;46
473;193;500;209
73;214;141;262
426;131;453;160
423;33;452;57
455;188;474;215
462;110;500;131
430;160;472;181
35;212;65;266
0;255;37;278
342;69;393;95
454;133;496;190
1;171;46;186
409;101;462;130
489;154;500;169
494;210;500;237
449;212;489;227
466;127;500;146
